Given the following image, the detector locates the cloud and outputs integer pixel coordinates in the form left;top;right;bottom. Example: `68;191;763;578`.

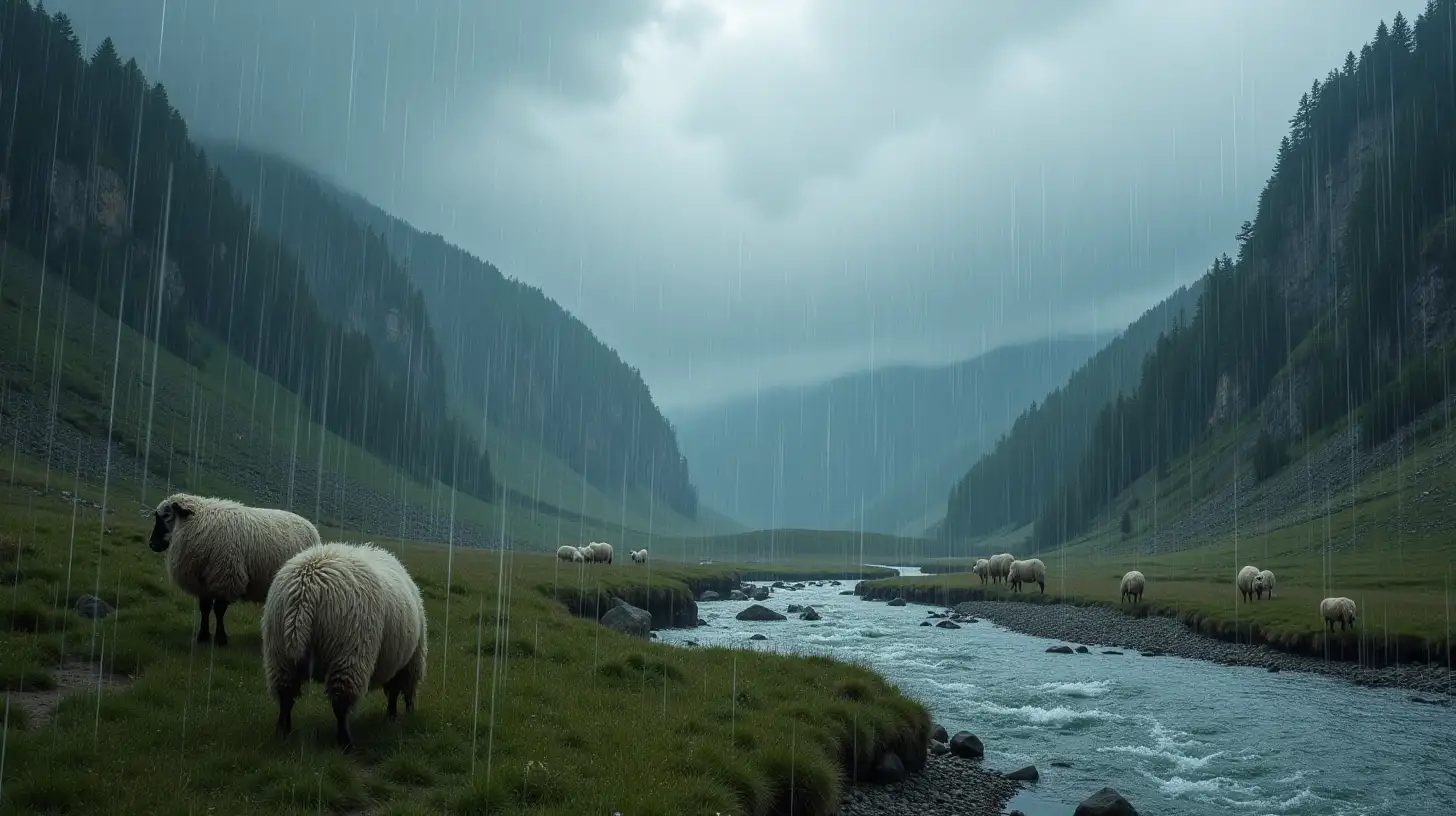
52;0;1426;413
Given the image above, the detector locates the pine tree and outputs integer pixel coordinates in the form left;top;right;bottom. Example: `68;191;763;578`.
1391;11;1413;50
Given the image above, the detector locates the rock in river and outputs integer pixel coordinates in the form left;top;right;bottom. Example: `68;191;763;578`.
736;604;787;622
948;731;984;760
1074;787;1139;816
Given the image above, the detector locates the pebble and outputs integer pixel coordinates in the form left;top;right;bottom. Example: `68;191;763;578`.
838;752;1022;816
953;600;1455;696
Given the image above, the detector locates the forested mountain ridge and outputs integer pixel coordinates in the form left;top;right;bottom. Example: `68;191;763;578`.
1032;5;1456;549
938;280;1205;541
675;334;1111;533
0;4;493;504
202;143;700;521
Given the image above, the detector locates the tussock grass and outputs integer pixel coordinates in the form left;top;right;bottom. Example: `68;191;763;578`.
0;485;929;815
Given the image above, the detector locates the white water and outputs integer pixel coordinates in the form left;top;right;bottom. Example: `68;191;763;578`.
657;568;1456;815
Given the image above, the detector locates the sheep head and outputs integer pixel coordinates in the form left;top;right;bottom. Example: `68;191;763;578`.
149;494;199;552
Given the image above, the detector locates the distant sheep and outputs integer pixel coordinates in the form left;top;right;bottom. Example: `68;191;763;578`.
989;553;1016;584
149;493;321;646
1120;570;1145;604
1320;597;1358;632
262;542;428;752
582;542;614;564
630;549;648;564
556;545;585;563
1254;569;1277;600
1007;558;1047;594
972;559;990;585
1236;565;1260;603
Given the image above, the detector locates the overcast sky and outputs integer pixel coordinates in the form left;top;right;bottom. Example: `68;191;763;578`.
55;0;1423;413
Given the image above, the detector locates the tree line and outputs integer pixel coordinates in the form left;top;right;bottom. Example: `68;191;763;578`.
0;1;494;502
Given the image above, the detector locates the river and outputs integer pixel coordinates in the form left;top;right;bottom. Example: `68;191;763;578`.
655;567;1456;815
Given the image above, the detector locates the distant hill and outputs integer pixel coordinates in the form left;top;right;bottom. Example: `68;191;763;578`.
674;335;1112;533
939;279;1205;541
203;142;700;522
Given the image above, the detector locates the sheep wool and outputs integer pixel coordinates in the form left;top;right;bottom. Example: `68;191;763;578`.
556;545;582;563
1236;565;1261;603
989;553;1016;584
1255;569;1277;600
584;541;614;564
262;541;428;752
1120;570;1146;604
150;492;321;646
972;559;991;585
1007;558;1047;594
1320;596;1358;632
630;549;648;564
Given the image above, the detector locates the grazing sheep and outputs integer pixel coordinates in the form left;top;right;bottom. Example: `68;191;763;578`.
1236;565;1260;602
630;549;648;564
972;559;990;585
583;541;614;564
556;545;585;563
1320;596;1358;632
989;553;1016;584
1254;569;1277;600
149;493;321;646
1007;558;1047;594
262;542;428;752
1120;570;1146;604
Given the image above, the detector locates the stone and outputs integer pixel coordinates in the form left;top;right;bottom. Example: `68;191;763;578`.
699;590;721;602
931;724;948;743
74;594;114;620
599;598;651;639
729;590;749;601
749;633;768;641
1074;787;1139;816
736;604;787;622
935;620;962;629
929;740;950;755
1075;645;1090;653
786;604;803;613
948;731;984;760
1103;651;1123;655
1046;645;1075;654
887;598;907;607
871;752;906;783
1006;765;1039;782
800;606;821;621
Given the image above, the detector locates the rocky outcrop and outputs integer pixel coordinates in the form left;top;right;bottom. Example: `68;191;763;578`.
599;598;652;639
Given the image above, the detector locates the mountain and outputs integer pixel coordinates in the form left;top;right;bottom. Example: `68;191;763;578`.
1032;6;1456;550
201;142;699;521
939;279;1205;541
674;334;1112;533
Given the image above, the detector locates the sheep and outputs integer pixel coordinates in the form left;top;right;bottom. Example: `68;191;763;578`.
149;492;321;647
1236;565;1260;603
630;548;648;564
1120;570;1146;604
556;545;583;563
972;559;990;585
1320;596;1358;632
583;541;614;564
1254;569;1277;600
262;541;428;752
989;553;1016;584
1007;558;1047;594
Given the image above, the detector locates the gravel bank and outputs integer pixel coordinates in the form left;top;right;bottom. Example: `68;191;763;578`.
953;600;1455;698
839;753;1022;816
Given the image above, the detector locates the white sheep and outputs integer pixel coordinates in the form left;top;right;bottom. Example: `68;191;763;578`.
1236;565;1260;603
1320;596;1358;632
1007;558;1047;594
1254;569;1277;600
149;493;321;646
989;553;1016;584
972;559;990;585
1120;570;1146;604
583;541;614;564
630;548;648;564
556;545;585;563
262;541;428;752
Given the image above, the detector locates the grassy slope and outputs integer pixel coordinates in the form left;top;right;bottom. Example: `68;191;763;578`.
0;458;927;815
0;248;721;551
881;418;1456;666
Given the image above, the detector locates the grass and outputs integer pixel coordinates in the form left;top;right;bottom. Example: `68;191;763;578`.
879;417;1456;669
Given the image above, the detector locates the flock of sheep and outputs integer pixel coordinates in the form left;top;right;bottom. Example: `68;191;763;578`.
966;554;1357;632
969;553;1047;593
552;542;650;564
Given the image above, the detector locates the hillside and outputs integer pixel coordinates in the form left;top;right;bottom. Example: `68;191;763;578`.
200;142;702;523
1032;7;1456;552
938;280;1205;542
674;334;1111;533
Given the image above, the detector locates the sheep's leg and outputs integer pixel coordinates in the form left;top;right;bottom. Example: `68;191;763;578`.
384;678;401;720
1038;581;1045;595
329;689;356;752
212;598;231;647
196;595;213;643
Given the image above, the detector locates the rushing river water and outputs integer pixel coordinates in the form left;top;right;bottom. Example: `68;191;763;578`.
655;567;1456;816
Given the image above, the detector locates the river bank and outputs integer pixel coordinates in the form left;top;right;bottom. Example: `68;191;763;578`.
837;752;1023;816
949;599;1454;698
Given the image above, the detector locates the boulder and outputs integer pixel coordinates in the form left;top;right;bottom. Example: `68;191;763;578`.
753;589;771;601
800;606;821;621
1050;760;1073;768
1074;787;1138;816
839;590;855;595
1046;645;1074;654
729;590;749;601
948;731;984;760
699;590;722;602
600;598;652;639
871;752;906;784
1006;765;1039;782
919;621;932;626
887;598;907;607
749;633;768;641
931;724;948;743
929;740;950;755
1075;645;1090;654
736;604;787;622
786;604;803;613
74;594;114;620
1102;651;1123;655
962;617;980;623
935;620;962;629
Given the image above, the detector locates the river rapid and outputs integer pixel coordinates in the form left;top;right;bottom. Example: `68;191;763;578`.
655;567;1456;815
